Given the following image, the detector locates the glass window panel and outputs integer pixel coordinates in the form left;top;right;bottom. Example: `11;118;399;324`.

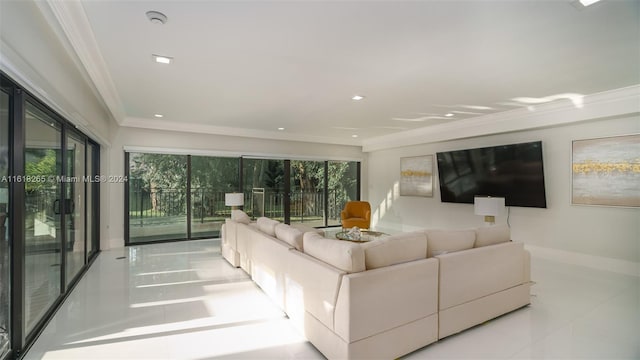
128;153;187;243
0;89;10;358
290;160;325;227
328;161;359;227
86;145;94;256
65;133;85;285
190;156;238;238
24;102;62;335
243;159;284;221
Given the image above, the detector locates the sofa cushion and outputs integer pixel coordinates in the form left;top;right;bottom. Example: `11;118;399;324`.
426;229;475;257
290;223;325;237
275;224;304;251
231;209;251;224
361;232;428;270
257;217;279;236
303;232;365;273
475;225;511;247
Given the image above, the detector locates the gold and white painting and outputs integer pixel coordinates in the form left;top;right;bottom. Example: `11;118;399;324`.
572;134;640;207
400;155;433;197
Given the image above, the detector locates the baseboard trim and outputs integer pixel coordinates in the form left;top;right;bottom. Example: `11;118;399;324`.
525;245;640;277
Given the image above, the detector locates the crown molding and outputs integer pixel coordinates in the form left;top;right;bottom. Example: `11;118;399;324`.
44;0;125;124
121;116;363;147
0;39;112;147
362;85;640;152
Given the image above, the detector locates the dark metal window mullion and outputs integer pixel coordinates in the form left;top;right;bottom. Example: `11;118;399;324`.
186;155;191;240
323;161;329;228
10;85;25;357
283;160;290;224
60;124;68;294
124;152;130;246
357;162;362;201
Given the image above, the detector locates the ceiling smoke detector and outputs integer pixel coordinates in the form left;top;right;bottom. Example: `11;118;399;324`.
146;11;167;25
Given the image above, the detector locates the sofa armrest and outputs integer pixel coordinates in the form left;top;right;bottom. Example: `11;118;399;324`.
285;250;346;331
223;219;238;248
334;258;439;342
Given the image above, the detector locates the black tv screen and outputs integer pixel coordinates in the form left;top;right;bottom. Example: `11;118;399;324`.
436;141;547;208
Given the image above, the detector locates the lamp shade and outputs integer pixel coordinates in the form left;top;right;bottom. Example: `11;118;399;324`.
225;193;244;207
474;196;505;216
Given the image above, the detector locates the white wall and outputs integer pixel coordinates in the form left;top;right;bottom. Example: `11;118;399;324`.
0;0;112;144
103;126;366;249
1;1;117;255
367;114;639;274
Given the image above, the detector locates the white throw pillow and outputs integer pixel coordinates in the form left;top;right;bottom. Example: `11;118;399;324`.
303;232;365;273
231;210;251;224
275;224;304;251
475;225;511;247
257;217;279;237
362;231;427;270
426;229;476;258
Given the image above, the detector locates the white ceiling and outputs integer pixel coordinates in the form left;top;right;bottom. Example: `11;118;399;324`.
56;0;640;146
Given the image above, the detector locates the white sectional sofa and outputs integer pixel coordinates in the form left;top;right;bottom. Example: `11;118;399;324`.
221;211;531;360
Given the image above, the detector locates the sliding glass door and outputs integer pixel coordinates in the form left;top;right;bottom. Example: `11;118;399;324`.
127;153;241;243
190;156;238;238
243;159;285;221
328;161;359;226
242;158;360;227
86;142;99;259
24;102;63;335
0;86;10;359
290;160;325;227
128;153;188;243
1;72;100;359
65;131;86;286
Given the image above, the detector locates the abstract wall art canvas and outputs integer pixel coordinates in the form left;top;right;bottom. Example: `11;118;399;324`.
572;134;640;207
400;155;433;197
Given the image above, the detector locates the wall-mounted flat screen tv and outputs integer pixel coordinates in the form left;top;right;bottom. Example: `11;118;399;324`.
436;141;547;208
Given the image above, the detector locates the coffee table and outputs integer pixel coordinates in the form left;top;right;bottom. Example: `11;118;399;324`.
335;230;389;242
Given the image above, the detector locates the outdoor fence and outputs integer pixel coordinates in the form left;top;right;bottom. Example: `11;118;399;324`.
24;187;349;226
127;187;349;225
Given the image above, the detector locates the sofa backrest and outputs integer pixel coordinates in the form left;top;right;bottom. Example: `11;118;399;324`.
290;223;325;237
425;229;476;257
274;223;304;251
265;218;512;272
437;241;527;310
474;224;510;247
361;231;427;270
257;217;280;236
303;232;366;273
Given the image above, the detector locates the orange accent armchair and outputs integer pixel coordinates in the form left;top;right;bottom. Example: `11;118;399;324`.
340;201;371;230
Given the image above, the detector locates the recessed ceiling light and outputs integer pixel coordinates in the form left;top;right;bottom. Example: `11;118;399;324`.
153;55;172;64
445;113;454;117
154;114;163;118
352;134;359;138
579;0;601;6
278;127;285;131
352;95;364;101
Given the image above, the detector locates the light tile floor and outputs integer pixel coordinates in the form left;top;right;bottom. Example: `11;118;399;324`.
24;239;639;359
